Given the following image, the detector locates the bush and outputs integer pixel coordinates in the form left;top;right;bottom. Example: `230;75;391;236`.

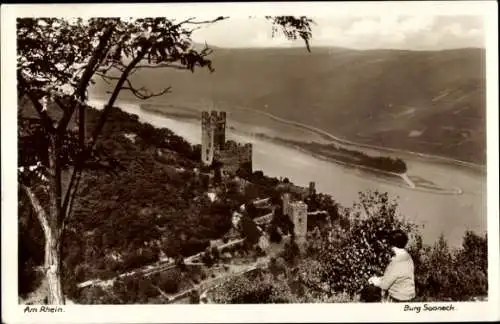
268;225;282;243
410;231;487;301
280;240;300;265
239;215;261;245
211;271;292;304
189;290;200;304
310;191;418;296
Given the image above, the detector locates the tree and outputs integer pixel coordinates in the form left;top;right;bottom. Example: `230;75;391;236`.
17;16;313;304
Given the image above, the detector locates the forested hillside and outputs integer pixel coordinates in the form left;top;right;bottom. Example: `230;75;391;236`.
18;103;487;304
19;105;226;298
18;103;330;301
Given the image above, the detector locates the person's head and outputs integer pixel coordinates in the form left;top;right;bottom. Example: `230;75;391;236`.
389;229;409;249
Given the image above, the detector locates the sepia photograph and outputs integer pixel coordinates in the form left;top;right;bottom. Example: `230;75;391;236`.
2;1;499;323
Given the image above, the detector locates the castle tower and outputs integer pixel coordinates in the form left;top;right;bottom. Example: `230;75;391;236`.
282;192;290;216
289;201;308;247
213;111;226;150
309;181;316;196
242;143;253;173
201;111;215;166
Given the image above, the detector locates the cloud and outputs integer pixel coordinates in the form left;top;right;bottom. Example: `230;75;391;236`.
192;15;485;50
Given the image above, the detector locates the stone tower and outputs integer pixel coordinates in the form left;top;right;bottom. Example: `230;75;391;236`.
213;111;226;150
289;201;308;246
242;143;253;173
282;192;290;216
201;111;215;166
202;111;227;165
309;181;316;196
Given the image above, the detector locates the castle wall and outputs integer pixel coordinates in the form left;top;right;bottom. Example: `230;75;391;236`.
215;142;253;175
282;193;290;216
213;111;226;150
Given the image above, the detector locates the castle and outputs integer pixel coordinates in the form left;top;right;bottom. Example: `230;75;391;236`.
282;192;308;247
201;111;253;175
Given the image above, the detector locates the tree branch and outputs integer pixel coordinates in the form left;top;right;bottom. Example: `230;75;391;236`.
60;25;117;218
57;25;116;134
89;48;148;148
134;63;189;71
54;97;74;132
177;16;229;27
118;78;171;100
21;184;51;238
61;169;82;232
62;48;149;220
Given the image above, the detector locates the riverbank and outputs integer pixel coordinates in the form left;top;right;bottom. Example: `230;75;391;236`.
255;134;463;195
138;103;463;196
269;138;463;196
87;97;486;248
227;105;486;172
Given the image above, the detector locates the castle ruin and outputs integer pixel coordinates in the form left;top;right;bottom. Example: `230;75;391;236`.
201;111;252;175
282;192;290;215
282;192;308;248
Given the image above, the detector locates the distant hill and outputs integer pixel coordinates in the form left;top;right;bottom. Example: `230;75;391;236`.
92;46;486;164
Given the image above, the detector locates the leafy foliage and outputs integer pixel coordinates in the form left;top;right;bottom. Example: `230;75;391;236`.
239;215;262;245
409;231;488;301
266;16;314;52
213;191;488;303
302;191;417;295
210;267;353;304
17;16;316;304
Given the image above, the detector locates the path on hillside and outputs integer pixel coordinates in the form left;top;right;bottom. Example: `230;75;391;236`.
77;238;246;289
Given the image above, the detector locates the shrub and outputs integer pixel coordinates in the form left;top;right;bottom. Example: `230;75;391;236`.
201;190;488;303
189;290;200;304
280;240;300;265
305;191;418;296
410;231;488;301
239;215;261;245
210;271;291;304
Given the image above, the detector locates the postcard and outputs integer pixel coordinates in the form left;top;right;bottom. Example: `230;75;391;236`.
1;1;499;323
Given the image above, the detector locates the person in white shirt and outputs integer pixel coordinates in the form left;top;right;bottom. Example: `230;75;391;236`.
368;230;416;302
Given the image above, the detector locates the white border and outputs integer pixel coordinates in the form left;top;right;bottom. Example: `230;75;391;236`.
2;2;499;323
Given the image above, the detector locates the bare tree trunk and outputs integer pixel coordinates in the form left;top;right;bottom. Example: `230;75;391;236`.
46;134;65;304
44;224;65;304
22;185;65;304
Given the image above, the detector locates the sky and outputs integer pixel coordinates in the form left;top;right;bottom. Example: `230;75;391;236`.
191;15;485;51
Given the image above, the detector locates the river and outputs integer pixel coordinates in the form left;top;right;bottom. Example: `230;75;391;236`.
87;97;487;248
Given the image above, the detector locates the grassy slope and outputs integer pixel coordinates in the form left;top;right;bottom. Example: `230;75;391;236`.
93;46;486;164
